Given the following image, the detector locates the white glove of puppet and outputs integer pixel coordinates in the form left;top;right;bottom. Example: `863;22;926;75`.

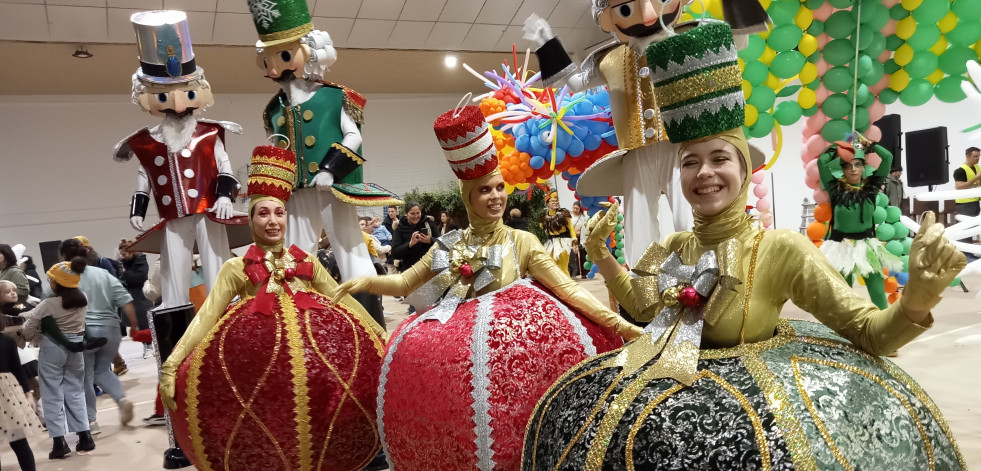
208;196;235;220
523;13;555;47
130;216;145;232
313;170;335;191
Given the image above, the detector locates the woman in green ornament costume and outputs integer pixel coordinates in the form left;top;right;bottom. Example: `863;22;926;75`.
522;22;967;470
817;137;903;309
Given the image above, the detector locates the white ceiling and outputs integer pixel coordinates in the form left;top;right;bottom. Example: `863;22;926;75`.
0;0;611;54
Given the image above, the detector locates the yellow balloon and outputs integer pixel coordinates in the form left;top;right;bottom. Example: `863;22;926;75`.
758;0;771;10
742;79;753;99
707;0;724;19
688;1;705;14
938;11;958;33
928;37;948;56
798;87;817;109
901;0;923;9
927;68;944;84
896;16;917;40
799;62;818;84
976;39;981;60
745;104;760;126
894;44;914;66
680;12;696;22
889;69;911;91
516;183;530;190
760;46;776;65
857;276;866;286
794;7;813;29
738;57;745;70
765;73;781;91
504;183;515;194
799;34;818;56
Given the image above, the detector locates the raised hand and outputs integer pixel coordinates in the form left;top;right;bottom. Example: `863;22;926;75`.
584;202;619;263
902;211;967;313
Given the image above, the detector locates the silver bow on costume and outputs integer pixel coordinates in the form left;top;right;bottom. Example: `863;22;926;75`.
404;230;504;323
605;240;742;385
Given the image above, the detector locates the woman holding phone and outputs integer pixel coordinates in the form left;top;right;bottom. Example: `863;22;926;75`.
391;202;439;273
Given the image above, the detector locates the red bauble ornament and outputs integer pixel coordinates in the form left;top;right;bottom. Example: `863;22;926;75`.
459;263;474;278
678;286;702;308
284;267;296;279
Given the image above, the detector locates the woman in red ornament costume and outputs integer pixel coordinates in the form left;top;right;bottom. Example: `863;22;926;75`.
158;143;388;471
333;105;643;471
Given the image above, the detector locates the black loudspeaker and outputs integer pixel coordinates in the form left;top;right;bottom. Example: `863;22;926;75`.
905;126;949;187
874;114;902;171
38;240;62;273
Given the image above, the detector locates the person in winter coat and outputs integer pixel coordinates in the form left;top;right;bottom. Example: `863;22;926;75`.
391;202;440;273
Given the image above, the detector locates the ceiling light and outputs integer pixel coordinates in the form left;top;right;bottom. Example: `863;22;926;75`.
72;46;93;59
444;55;458;68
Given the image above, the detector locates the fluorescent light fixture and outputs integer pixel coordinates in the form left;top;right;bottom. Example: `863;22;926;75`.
72;46;93;59
444;55;458;68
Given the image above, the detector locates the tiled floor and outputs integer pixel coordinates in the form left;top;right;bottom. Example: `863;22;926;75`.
3;275;979;470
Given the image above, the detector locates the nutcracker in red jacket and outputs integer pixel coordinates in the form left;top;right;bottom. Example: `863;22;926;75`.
113;10;249;309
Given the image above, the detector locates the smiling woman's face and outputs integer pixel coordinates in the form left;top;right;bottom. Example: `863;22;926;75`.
251;200;287;245
470;173;508;221
679;138;746;217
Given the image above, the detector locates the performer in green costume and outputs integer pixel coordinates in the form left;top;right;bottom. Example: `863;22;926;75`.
817;137;902;309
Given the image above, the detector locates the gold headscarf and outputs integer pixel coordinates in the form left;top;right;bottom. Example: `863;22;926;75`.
459;168;506;236
679;127;754;247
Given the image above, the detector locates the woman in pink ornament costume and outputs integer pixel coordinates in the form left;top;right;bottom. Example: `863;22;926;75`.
334;105;643;470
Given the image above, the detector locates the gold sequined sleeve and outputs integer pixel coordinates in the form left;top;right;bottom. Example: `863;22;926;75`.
354;246;438;298
771;231;932;355
311;260;387;341
519;232;643;340
163;258;246;374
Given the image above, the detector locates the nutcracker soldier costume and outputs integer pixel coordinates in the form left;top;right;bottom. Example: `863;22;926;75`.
523;22;966;470
248;0;401;328
114;10;250;310
333;104;641;471
160;142;388;471
524;0;769;265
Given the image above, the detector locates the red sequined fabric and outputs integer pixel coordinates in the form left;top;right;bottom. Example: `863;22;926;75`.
380;280;623;470
171;292;384;471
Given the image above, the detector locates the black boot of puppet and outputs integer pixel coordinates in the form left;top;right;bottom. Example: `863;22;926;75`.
49;437;71;459
76;431;96;452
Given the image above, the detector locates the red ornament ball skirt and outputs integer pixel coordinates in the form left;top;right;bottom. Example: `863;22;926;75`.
170;292;386;471
378;278;624;470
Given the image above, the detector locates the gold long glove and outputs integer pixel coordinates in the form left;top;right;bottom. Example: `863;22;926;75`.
584;202;619;262
901;211;967;314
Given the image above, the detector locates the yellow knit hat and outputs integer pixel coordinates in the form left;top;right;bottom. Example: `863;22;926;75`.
47;261;81;288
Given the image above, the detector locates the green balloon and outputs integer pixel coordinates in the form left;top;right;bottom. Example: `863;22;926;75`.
774;101;803;125
856;27;873;52
949;277;962;287
767;0;800;24
939;46;976;75
904;50;939;79
584;261;592;270
900;78;934;106
902;237;913;255
823;67;854;93
892;220;909;239
616;256;626;265
863;31;887;59
873;207;889;225
614;248;623;257
807;19;825;36
912;0;951;23
907;25;941;51
805;0;825;8
743;60;768;86
614;223;623;231
935;76;968;103
616;213;624;222
738;35;766;61
860;57;886;86
862;90;877;107
885;239;904;256
822;93;852;119
828;0;854;9
952;0;981;20
748;86;776;111
807;51;821;63
616;241;624;249
901;254;910;271
876;222;894;241
767;24;804;53
883;58;900;74
885;206;902;223
885;34;904;52
821;118;851;142
865;4;890;30
947;19;981;45
802;105;819;117
770;51;806;78
889;4;909;20
748;112;775;138
876;193;889;208
879;88;899;104
823;38;855;66
856;55;874;79
806;79;821;90
851;106;870;129
615;232;624;241
825;10;857;39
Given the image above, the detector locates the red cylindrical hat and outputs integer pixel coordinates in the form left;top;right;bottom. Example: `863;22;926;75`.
434;105;498;181
248;144;297;204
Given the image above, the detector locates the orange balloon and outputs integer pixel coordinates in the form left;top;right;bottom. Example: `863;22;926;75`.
813;203;832;223
888;291;902;304
806;222;827;241
883;268;890;277
813;240;823;248
884;276;898;293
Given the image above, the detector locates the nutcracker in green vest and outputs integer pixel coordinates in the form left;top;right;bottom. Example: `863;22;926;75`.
954;146;981;217
248;0;400;332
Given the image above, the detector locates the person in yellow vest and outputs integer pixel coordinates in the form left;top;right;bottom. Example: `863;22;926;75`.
953;146;981;217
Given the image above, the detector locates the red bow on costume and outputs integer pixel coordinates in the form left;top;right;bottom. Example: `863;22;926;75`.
243;244;320;315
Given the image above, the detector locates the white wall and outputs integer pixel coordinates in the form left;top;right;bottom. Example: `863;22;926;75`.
2;91;975;265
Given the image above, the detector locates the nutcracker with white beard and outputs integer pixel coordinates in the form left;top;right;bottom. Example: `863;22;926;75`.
248;0;401;328
524;0;767;266
114;10;249;310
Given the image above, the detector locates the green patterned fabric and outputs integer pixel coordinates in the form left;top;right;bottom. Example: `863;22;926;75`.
645;22;744;143
248;0;312;45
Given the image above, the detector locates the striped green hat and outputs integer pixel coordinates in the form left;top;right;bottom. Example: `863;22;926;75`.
645;23;744;143
248;0;313;47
